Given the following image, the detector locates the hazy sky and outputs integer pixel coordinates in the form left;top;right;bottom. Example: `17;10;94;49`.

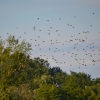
0;0;100;78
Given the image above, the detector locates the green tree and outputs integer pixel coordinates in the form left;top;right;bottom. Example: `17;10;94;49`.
1;35;100;100
35;84;60;100
0;35;33;99
84;84;100;100
62;77;84;100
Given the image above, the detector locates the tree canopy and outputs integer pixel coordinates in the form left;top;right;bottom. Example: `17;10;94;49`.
0;35;100;100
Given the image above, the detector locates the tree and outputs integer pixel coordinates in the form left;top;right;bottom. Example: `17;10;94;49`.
84;84;100;100
1;35;100;100
62;77;84;100
35;84;60;100
0;35;34;99
69;71;92;89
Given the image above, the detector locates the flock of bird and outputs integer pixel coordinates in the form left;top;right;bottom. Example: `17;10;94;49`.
5;13;100;70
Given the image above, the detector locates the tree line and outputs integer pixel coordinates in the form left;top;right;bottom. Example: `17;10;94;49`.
0;35;100;100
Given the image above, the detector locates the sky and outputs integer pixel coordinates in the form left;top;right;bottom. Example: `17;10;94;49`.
0;0;100;78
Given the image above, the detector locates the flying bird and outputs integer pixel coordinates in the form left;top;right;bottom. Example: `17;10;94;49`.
33;26;36;30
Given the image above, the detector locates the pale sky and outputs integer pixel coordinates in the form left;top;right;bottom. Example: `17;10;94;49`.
0;0;100;78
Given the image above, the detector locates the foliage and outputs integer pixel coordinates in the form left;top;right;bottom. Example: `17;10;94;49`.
0;35;100;100
35;84;60;100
